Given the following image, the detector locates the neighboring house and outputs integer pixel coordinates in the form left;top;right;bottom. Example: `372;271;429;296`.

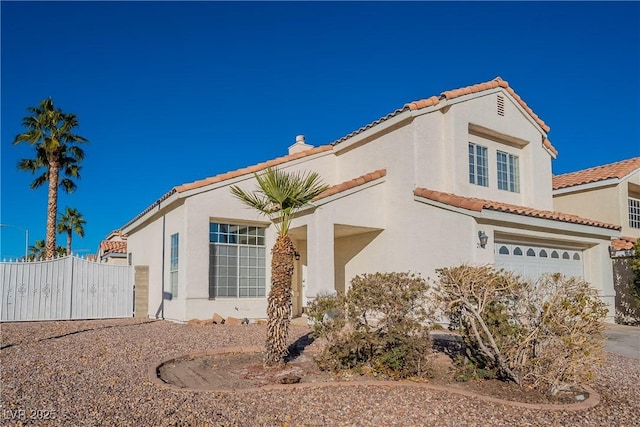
97;230;128;265
121;77;620;323
552;159;640;324
610;236;637;254
553;157;640;249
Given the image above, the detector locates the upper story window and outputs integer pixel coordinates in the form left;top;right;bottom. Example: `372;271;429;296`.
629;197;640;228
497;151;520;193
468;143;488;187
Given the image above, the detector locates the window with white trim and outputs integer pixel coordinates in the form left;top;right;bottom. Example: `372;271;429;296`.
170;233;179;298
629;197;640;228
497;151;520;193
209;223;266;298
469;143;488;186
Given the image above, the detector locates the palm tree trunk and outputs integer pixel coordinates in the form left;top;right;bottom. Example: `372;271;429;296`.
66;230;72;255
264;234;296;366
45;159;60;259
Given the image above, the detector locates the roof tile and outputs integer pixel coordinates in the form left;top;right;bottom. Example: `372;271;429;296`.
100;240;127;254
174;145;333;193
414;187;620;230
553;157;640;190
331;77;553;149
611;236;637;251
543;138;558;156
122;145;333;231
314;169;386;201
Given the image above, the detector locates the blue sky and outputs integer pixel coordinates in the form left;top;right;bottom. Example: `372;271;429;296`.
1;1;639;260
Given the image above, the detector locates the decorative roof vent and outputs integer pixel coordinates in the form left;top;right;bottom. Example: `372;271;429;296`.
288;134;314;155
497;94;505;116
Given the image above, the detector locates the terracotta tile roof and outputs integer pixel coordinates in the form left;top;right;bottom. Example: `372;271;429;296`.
314;169;386;201
86;254;97;262
553;157;640;190
175;145;333;193
106;229;126;240
414;187;620;230
330;107;409;145
542;138;558;156
100;240;127;254
122;145;333;230
611;236;637;251
331;77;554;149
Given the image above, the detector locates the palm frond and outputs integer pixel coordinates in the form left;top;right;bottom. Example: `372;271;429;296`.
60;179;77;193
31;173;49;190
230;167;328;235
17;158;43;173
230;185;273;215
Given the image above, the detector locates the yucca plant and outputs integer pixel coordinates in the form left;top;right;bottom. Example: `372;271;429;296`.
231;167;327;365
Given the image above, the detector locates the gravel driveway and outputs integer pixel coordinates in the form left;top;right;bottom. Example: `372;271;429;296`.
1;318;639;426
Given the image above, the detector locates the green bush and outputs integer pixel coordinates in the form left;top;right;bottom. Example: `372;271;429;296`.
307;272;435;379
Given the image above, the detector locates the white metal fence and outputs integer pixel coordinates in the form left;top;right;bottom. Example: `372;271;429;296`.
0;256;134;322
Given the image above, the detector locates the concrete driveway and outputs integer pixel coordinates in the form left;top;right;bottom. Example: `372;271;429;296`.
605;323;640;359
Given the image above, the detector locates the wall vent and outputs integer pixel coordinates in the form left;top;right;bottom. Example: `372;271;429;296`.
497;94;505;116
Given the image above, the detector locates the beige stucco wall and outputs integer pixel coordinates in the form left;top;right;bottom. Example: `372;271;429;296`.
553;170;640;239
553;184;621;228
413;89;553;210
124;86;617;322
125;203;186;321
163;152;338;321
103;256;128;266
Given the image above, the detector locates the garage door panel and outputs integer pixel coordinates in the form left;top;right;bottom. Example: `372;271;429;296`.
495;243;583;282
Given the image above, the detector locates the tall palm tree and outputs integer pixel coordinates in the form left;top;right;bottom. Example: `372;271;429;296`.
231;167;327;365
28;240;46;261
14;98;88;259
57;207;86;255
27;240;67;261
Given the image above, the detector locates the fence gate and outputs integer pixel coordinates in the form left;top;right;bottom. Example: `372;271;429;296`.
0;256;134;322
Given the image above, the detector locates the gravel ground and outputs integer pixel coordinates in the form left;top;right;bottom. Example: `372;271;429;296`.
1;318;639;427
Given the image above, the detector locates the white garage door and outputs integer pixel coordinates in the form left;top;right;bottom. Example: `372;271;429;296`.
495;243;583;281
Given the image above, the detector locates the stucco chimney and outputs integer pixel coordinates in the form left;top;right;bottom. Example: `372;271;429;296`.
288;134;314;155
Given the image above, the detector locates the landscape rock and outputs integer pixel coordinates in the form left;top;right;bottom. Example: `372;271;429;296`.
212;313;225;324
225;316;242;325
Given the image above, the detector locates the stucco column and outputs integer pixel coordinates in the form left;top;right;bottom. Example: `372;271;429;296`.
595;244;617;323
306;214;335;301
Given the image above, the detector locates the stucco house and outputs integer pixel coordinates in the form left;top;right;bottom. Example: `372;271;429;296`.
552;157;640;255
553;157;640;324
121;77;620;323
96;230;128;265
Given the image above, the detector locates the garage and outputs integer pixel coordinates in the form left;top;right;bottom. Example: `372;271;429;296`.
494;242;583;281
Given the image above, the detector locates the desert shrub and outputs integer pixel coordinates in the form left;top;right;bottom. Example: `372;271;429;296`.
523;274;608;392
435;265;607;394
306;292;346;339
307;272;435;379
453;355;497;382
